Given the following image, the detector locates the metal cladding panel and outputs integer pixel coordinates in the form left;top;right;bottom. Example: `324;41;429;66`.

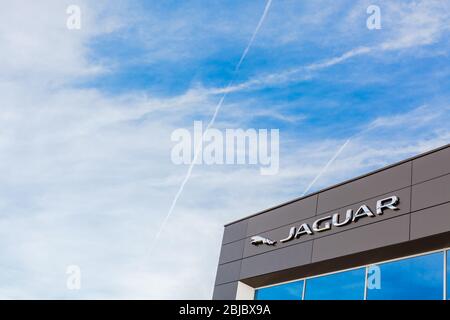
411;173;450;211
212;282;238;300
218;239;245;265
412;147;450;184
213;145;450;299
214;260;242;285
240;241;313;280
222;219;248;245
410;202;450;240
311;215;410;263
246;194;318;236
242;187;411;259
317;162;411;214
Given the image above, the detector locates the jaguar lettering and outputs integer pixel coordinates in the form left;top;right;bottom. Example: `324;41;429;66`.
251;196;399;246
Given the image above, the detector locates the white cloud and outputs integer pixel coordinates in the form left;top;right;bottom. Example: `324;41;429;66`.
209;0;450;94
0;0;448;300
0;1;126;84
380;0;450;50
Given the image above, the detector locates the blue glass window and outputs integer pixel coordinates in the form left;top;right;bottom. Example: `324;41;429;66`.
447;251;449;300
255;280;303;300
367;252;444;300
304;268;365;300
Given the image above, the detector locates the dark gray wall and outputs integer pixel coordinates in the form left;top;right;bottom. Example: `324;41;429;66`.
212;144;450;299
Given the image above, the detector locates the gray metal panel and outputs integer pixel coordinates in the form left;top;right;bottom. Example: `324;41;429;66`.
411;173;450;211
412;147;450;184
222;219;248;245
242;187;411;259
242;232;450;289
215;260;242;285
218;239;245;265
212;282;238;300
246;195;318;236
317;162;412;214
312;214;410;262
243;223;311;258
240;241;313;280
214;145;450;299
410;202;450;240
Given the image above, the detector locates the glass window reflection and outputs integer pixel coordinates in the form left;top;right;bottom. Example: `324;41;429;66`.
367;252;444;300
255;280;303;300
304;268;365;300
447;251;449;300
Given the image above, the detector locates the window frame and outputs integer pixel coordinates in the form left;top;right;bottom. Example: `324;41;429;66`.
254;246;450;300
445;249;448;300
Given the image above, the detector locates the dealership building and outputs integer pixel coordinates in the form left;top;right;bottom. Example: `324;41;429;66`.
213;144;450;300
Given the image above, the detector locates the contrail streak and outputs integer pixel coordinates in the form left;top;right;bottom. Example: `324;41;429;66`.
300;117;397;198
301;139;350;197
151;0;273;251
235;0;273;72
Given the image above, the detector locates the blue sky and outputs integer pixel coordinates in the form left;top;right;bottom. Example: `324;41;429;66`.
0;0;449;299
82;0;450;141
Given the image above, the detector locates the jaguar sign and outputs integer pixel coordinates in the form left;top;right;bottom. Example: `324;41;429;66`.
250;195;400;246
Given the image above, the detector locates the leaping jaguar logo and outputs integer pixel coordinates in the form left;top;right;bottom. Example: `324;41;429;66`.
250;236;276;246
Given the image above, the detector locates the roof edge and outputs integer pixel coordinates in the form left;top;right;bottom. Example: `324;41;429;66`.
224;143;450;227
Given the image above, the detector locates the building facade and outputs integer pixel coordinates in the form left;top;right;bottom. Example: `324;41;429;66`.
213;144;450;300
